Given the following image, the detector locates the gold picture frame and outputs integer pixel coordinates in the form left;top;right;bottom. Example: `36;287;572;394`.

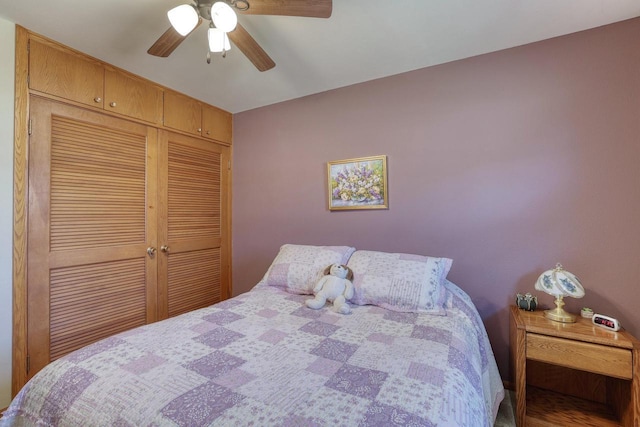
327;155;388;211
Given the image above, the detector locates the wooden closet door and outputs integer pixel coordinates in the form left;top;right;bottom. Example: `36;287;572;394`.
27;96;158;380
157;130;230;319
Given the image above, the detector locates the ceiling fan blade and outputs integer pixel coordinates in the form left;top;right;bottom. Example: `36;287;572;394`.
148;19;202;57
237;0;332;18
228;23;276;72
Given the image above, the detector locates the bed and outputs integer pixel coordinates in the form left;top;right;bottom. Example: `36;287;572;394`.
2;245;504;426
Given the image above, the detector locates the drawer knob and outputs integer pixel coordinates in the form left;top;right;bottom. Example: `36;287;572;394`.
109;101;117;108
94;97;102;103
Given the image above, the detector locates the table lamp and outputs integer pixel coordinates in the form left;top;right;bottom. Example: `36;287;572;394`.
534;263;585;322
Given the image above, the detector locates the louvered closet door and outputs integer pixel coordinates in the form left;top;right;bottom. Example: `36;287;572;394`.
27;96;158;380
157;130;230;319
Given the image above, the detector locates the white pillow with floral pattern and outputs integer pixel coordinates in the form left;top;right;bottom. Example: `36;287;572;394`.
347;250;452;314
261;244;356;295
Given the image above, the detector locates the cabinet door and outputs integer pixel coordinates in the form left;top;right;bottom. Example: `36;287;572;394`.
202;104;232;144
29;38;104;108
104;68;163;124
157;130;231;319
163;90;202;136
27;96;158;381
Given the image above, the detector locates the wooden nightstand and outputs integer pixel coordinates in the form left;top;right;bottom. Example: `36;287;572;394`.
510;306;639;426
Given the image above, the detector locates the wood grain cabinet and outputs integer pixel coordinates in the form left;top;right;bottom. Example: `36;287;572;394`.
29;37;105;108
202;103;232;144
163;89;203;136
510;306;640;426
28;33;231;139
104;67;163;124
13;27;232;395
29;36;163;124
164;89;233;144
25;96;231;386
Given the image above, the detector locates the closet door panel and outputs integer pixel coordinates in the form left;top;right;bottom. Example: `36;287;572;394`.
167;141;221;240
50;116;147;250
158;131;230;319
27;96;158;380
167;248;221;318
49;258;146;359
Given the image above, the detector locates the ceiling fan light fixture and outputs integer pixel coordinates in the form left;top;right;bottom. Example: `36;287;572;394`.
167;4;199;36
211;2;238;32
208;27;231;52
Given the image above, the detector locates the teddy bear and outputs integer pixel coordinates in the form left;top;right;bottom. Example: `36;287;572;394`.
305;264;355;314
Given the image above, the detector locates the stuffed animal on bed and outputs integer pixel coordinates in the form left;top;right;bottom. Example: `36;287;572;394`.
306;264;355;314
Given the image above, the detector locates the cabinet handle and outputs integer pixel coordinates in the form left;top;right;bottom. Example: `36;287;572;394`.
109;101;117;107
94;97;102;103
147;247;156;257
197;128;202;133
161;245;170;253
206;130;210;135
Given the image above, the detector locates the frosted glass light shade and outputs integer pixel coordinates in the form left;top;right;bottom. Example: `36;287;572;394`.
168;4;199;36
534;263;585;322
211;2;238;32
208;27;231;52
535;263;585;298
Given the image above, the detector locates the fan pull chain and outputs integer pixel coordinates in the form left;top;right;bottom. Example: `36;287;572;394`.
206;47;228;63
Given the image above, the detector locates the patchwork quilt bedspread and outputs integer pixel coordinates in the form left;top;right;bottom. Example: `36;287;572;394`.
2;281;504;427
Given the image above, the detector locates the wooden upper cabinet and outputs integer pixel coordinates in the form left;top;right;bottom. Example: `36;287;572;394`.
164;90;202;136
28;31;229;140
29;36;162;124
164;90;232;144
156;130;231;319
104;68;163;124
27;96;159;382
202;104;232;144
29;38;104;108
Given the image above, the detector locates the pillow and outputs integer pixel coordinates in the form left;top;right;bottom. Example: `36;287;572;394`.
347;250;452;314
261;244;356;295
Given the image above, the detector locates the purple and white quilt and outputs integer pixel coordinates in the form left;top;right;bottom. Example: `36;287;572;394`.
2;281;504;426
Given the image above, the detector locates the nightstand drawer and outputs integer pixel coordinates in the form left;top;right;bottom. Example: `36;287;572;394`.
526;333;633;379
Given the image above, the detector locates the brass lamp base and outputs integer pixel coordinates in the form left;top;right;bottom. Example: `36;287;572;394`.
544;295;577;323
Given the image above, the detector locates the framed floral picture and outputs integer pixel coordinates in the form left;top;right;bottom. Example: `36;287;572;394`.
327;155;388;211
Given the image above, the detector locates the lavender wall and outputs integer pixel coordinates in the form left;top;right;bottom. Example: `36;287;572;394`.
232;18;640;379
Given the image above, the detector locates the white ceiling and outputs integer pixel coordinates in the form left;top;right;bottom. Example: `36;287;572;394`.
1;1;639;113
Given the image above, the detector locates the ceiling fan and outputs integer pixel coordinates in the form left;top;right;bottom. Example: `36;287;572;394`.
148;0;332;72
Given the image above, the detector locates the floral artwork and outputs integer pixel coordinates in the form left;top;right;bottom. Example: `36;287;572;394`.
327;155;388;210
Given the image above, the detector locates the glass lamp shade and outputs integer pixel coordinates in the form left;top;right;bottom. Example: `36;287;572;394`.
208;28;231;53
211;2;238;32
168;4;199;36
534;263;585;322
